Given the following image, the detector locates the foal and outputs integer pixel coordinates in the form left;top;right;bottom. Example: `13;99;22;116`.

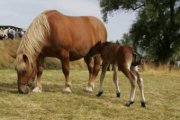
88;42;146;107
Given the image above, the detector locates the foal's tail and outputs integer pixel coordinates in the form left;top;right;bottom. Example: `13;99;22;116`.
132;51;144;66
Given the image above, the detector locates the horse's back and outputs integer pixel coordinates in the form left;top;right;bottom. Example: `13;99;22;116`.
45;10;106;43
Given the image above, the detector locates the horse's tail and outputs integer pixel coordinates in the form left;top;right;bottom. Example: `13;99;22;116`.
132;51;144;66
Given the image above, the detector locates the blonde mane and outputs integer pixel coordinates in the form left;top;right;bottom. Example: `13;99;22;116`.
16;12;50;65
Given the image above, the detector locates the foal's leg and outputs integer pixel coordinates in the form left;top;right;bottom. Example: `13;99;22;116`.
121;67;137;107
112;65;121;97
97;62;109;96
131;67;146;107
32;56;44;93
61;54;71;93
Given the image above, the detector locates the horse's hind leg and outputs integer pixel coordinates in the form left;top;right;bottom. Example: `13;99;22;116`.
32;56;44;93
112;65;121;97
138;76;146;107
131;67;146;107
121;67;137;107
84;57;93;92
85;55;101;92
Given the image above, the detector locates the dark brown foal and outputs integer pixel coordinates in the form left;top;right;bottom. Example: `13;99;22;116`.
88;42;146;107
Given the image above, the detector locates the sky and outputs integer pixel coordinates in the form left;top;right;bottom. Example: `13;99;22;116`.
0;0;137;41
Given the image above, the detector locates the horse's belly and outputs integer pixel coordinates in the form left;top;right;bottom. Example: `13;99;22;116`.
69;52;86;61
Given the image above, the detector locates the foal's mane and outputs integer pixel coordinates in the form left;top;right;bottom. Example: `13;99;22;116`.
16;11;50;65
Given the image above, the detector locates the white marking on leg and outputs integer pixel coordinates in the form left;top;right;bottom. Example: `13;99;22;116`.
113;65;120;94
99;72;105;92
98;63;108;93
63;87;72;93
127;62;131;70
129;84;136;102
32;86;42;93
138;77;146;102
85;85;93;92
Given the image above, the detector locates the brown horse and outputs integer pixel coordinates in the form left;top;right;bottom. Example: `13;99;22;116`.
14;10;107;94
88;42;146;107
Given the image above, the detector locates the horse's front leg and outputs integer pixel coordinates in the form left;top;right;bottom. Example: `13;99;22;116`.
32;56;44;93
61;54;71;93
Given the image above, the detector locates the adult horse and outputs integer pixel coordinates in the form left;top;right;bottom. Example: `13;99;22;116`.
14;10;107;94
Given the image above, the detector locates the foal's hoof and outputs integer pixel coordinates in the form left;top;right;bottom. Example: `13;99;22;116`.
32;86;42;93
125;101;134;107
84;86;93;93
96;91;103;97
116;92;121;98
63;87;72;93
141;101;146;108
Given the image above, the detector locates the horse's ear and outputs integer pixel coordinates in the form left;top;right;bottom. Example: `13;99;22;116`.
23;54;28;63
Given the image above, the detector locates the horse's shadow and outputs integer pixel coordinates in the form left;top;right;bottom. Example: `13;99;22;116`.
0;82;95;98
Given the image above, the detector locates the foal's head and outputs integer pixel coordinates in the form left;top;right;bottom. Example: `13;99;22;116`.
15;54;37;94
87;41;111;57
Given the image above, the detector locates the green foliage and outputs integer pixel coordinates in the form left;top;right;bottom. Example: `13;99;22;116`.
99;0;180;64
100;0;145;22
120;33;134;46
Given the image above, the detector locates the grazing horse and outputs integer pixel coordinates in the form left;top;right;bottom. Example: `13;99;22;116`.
88;42;146;107
14;10;107;94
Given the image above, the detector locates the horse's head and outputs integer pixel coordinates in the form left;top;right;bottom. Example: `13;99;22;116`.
15;54;37;94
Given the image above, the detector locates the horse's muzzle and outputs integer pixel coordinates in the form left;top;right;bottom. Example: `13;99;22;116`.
18;85;30;94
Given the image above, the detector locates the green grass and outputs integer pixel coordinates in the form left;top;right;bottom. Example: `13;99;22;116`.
0;69;180;120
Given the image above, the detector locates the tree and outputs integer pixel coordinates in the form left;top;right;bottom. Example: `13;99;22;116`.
120;33;133;46
100;0;180;64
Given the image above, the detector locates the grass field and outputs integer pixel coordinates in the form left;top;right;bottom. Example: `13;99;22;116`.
0;69;180;120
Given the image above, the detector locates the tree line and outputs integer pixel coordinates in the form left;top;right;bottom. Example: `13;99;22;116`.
99;0;180;64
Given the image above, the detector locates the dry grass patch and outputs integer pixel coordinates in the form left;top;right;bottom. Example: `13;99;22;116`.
0;69;180;120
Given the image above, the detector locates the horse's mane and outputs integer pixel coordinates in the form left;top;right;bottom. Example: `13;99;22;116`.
16;11;50;65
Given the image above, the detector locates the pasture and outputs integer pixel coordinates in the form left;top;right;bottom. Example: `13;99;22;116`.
0;69;179;120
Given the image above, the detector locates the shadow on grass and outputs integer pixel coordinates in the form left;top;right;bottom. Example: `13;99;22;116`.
0;82;95;98
0;82;18;94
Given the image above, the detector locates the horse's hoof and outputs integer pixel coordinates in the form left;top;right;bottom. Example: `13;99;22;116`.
84;86;93;92
116;92;121;98
125;101;134;107
96;91;103;97
32;87;42;93
63;87;72;93
141;101;146;108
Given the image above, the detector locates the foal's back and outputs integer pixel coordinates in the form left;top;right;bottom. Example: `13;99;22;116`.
101;43;120;64
100;43;134;66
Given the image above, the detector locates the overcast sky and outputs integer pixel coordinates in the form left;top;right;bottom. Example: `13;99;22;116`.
0;0;137;41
